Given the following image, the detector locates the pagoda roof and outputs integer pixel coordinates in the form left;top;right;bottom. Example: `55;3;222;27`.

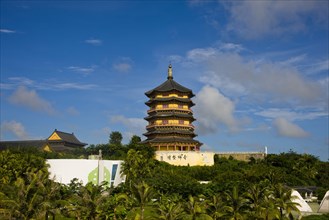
145;79;193;97
144;112;195;120
47;129;87;146
145;97;194;106
143;129;196;137
142;137;202;145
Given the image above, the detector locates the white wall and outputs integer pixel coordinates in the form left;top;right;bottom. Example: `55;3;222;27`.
155;151;215;166
47;159;125;187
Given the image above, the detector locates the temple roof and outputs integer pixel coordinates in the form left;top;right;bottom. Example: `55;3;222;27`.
143;129;196;137
145;97;194;106
47;129;87;146
145;79;193;97
145;65;193;97
144;112;195;120
142;136;202;145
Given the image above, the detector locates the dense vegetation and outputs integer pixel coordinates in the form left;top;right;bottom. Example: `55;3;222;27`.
0;132;328;219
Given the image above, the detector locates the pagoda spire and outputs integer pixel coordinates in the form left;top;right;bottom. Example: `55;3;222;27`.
167;64;173;80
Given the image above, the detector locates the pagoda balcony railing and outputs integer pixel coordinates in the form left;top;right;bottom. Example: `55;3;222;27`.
146;123;195;129
147;107;193;114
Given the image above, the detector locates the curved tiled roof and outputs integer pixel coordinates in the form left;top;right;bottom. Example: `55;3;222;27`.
144;112;195;121
142;137;201;145
143;129;196;137
145;79;194;97
145;97;194;106
48;130;87;146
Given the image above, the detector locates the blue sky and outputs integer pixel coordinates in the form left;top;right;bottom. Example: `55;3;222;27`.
1;1;328;160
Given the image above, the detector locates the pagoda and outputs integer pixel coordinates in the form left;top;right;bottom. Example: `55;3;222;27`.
142;65;202;151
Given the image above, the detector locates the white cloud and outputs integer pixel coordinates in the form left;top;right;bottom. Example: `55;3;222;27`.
110;115;147;136
85;38;102;46
67;66;95;75
113;63;131;73
194;85;239;134
187;47;217;62
218;42;245;52
224;1;328;39
0;29;16;33
168;55;184;64
52;82;97;90
256;108;328;121
67;106;80;116
1;121;28;140
273;117;309;138
199;49;324;106
305;59;329;75
1;77;97;91
9;86;55;115
279;54;307;66
112;57;133;73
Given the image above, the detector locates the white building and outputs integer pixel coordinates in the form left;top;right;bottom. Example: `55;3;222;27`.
47;159;125;187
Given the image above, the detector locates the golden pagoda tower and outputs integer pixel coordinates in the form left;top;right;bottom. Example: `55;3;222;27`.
142;65;202;151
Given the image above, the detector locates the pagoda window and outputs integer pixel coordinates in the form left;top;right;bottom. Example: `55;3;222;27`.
163;120;168;125
179;120;184;125
178;104;183;109
163;104;169;108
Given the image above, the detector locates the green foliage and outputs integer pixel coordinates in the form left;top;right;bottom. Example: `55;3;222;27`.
147;163;204;198
302;214;329;220
0;149;49;185
109;131;123;146
1;144;328;220
121;149;155;188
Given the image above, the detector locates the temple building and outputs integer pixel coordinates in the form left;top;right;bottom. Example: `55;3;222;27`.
142;65;202;152
0;129;87;152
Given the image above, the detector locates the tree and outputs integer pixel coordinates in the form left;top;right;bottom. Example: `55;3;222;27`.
157;194;185;220
0;150;49;185
206;194;225;220
182;195;212;220
0;170;59;220
223;186;249;220
121;149;154;188
109;131;123;146
98;192;129;220
129;181;156;220
245;182;277;220
66;182;107;220
148;164;204;199
272;184;300;220
128;135;142;146
127;136;155;160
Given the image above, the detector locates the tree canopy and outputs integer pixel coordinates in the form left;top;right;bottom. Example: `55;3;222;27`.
0;132;328;219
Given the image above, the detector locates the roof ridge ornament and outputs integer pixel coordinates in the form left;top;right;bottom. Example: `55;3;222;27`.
167;64;173;80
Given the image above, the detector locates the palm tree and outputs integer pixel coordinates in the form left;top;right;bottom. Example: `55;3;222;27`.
37;178;62;220
206;194;225;220
183;195;212;220
99;192;129;220
0;170;57;220
272;184;300;220
121;150;153;189
248;184;278;220
66;182;107;220
223;186;249;220
130;181;155;220
245;183;269;219
157;194;185;220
